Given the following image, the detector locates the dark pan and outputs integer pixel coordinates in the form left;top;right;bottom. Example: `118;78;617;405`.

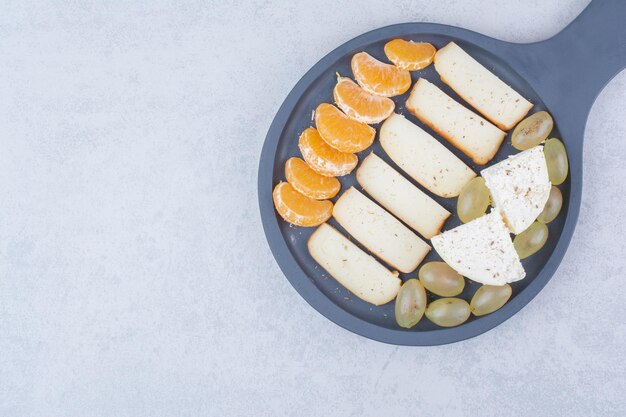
258;1;626;345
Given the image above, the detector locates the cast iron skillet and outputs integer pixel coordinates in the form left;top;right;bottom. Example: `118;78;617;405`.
258;0;626;345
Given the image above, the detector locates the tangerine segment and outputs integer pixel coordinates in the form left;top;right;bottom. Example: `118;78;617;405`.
298;127;358;177
273;182;333;227
351;52;412;97
314;103;375;153
384;39;436;71
333;76;395;124
285;157;341;200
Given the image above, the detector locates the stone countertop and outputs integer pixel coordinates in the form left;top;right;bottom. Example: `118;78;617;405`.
1;1;624;416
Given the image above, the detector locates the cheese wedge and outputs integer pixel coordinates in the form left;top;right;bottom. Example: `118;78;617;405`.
431;211;525;285
481;146;551;234
308;223;401;305
380;113;476;198
407;78;506;165
435;42;533;130
333;187;430;273
356;153;450;239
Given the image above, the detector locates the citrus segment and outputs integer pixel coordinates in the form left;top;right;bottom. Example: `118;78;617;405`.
314;103;375;153
351;52;412;97
333;76;395;124
384;39;436;71
273;182;333;227
298;127;358;177
285;157;341;200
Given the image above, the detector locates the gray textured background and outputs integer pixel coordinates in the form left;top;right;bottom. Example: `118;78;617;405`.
1;1;624;416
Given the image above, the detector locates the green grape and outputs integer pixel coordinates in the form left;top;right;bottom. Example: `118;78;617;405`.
544;138;568;185
418;261;465;297
511;111;553;150
537;186;562;224
470;284;512;316
457;177;490;223
425;298;470;327
513;221;549;259
395;279;427;329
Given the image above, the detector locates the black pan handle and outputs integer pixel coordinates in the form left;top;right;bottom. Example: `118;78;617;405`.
542;0;626;106
503;0;625;127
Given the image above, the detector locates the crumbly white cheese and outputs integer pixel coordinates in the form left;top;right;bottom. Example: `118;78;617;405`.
379;113;476;198
357;153;450;239
481;146;551;234
333;187;430;273
407;78;506;165
308;223;401;305
434;42;533;131
431;211;525;285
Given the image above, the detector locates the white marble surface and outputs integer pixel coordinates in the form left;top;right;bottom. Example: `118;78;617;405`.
1;1;625;416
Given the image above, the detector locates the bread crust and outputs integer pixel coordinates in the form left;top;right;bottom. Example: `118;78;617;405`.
407;79;505;165
433;43;533;131
356;153;450;239
379;114;476;198
332;188;430;273
307;224;401;305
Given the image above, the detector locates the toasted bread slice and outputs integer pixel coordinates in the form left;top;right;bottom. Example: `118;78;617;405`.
379;113;476;198
357;153;450;239
481;146;551;234
333;187;430;273
431;211;525;285
435;42;533;131
407;78;506;165
308;223;401;305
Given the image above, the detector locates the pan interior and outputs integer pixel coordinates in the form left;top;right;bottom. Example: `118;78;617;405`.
271;33;569;332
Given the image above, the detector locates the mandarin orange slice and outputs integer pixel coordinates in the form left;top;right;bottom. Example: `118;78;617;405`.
333;76;395;124
351;52;412;97
384;39;436;71
314;103;375;153
285;157;341;200
298;127;358;177
273;182;333;227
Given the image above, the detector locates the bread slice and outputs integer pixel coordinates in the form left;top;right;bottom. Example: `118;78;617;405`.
435;42;533;131
481;146;551;234
333;187;430;273
379;113;475;198
308;223;401;305
407;78;506;165
431;211;525;285
357;153;450;239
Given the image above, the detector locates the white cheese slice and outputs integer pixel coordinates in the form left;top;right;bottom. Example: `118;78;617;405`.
431;211;525;285
407;78;506;165
481;146;551;234
308;223;401;305
380;113;476;198
356;153;450;239
333;187;430;273
435;42;533;131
